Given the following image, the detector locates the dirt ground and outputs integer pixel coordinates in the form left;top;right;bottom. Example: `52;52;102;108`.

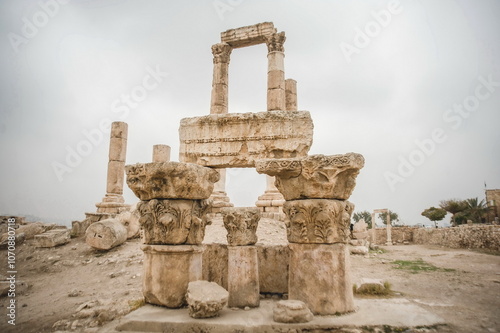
1;218;499;333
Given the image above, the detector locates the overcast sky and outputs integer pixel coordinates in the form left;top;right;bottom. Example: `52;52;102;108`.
1;0;499;227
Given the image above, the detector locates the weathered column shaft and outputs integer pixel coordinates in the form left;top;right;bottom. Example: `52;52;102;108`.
266;32;286;111
227;246;260;308
288;243;353;315
210;43;232;114
105;121;127;198
152;144;171;162
285;79;297;111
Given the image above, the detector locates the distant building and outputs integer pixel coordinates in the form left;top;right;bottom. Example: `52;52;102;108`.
485;189;500;223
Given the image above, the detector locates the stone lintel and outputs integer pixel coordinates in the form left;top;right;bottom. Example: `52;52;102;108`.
221;22;277;48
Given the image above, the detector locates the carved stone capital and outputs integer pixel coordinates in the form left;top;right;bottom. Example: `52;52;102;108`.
256;153;365;200
137;199;212;245
265;32;286;53
211;43;232;64
125;162;219;200
283;199;354;244
220;207;260;246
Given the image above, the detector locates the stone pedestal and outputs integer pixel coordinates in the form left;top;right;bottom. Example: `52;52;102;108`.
288;243;354;315
142;245;203;308
227;246;260;308
256;175;285;220
96;122;130;214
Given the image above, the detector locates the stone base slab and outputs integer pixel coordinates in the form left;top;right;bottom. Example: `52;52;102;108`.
141;245;203;308
288;243;354;315
108;298;446;333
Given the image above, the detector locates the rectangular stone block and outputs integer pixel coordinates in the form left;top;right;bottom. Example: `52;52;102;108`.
228;246;260;308
221;22;276;48
34;229;70;248
179;111;313;168
288;243;354;315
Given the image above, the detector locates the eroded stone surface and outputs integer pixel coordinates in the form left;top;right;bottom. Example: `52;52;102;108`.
256;153;364;200
142;245;203;308
34;228;70;248
220;207;260;246
125;162;219;200
283;199;354;244
137;199;212;245
186;281;229;318
273;300;313;323
288;243;354;315
85;219;128;250
227;246;260;308
179;111;314;168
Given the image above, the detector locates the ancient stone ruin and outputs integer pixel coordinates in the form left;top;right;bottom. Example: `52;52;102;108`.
119;22;365;319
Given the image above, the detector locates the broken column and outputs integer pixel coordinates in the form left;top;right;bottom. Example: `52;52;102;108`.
210;169;234;214
125;162;219;308
256;153;365;315
152;144;171;162
220;207;261;308
266;32;286;111
96;122;130;214
255;175;285;220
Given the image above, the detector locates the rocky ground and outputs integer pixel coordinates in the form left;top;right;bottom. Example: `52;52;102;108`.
0;217;499;333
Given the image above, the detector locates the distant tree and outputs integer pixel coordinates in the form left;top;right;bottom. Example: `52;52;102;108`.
378;211;399;226
464;197;490;224
421;207;447;228
352;210;372;228
439;199;467;226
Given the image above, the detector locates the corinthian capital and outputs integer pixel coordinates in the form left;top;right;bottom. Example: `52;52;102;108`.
211;42;232;64
265;32;286;52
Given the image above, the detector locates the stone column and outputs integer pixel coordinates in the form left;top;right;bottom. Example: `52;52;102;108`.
256;153;365;315
125;162;219;308
96;121;130;215
256;175;285;220
266;32;286;111
210;43;232;115
209;169;233;214
221;207;261;308
386;212;393;245
285;79;297;111
152;144;170;162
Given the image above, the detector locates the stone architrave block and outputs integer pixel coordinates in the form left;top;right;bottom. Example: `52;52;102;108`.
221;22;277;48
273;300;313;323
220;207;260;246
256;153;365;200
34;229;70;248
125;162;219;200
142;245;203;308
137;199;212;245
282;199;354;244
186;280;229;318
179;111;314;168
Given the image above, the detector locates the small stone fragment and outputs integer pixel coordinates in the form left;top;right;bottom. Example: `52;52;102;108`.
186;281;229;318
273;300;313;323
34;229;70;248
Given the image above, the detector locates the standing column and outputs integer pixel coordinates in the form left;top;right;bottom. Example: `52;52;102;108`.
256;175;285;220
386;210;393;245
96;121;130;214
285;79;297;111
152;144;171;162
210;42;232;115
266;32;286;111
